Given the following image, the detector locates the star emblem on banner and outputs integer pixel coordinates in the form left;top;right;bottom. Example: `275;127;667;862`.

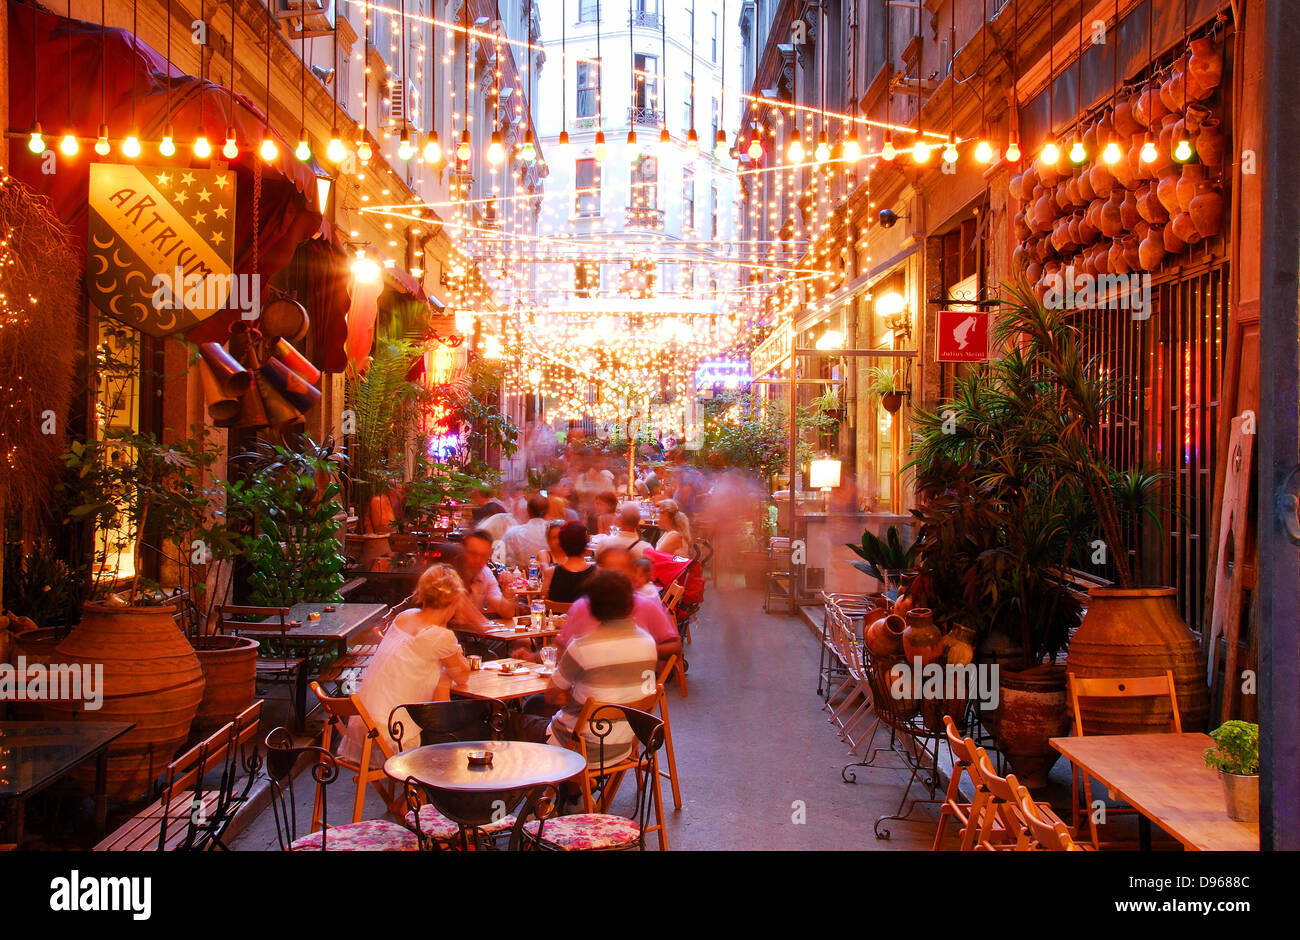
155;172;172;188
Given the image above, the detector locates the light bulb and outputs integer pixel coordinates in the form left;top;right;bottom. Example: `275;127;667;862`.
626;129;639;154
747;136;763;160
520;139;537;164
843;135;862;162
659;126;670;146
881;137;896;161
594;131;607;163
814;132;831;163
122;134;141;158
260;137;278;161
686;127;699;151
59;131;78;156
1069;138;1086;164
912;140;930;163
223;127;239;159
1005;138;1021;162
787;131;804;163
942;140;959;164
398;131;415;161
423;131;442;163
27;122;45;154
296;130;312;161
456;130;471;162
486;132;505;165
194;132;212;158
1140;139;1157;162
714;129;729;159
158;124;176;157
1041;140;1060;164
327;130;347;163
974;139;993;163
1102;139;1121;164
1173;138;1192;162
357;139;373;163
95;124;111;156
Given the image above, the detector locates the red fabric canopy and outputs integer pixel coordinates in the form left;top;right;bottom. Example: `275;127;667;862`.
7;3;343;348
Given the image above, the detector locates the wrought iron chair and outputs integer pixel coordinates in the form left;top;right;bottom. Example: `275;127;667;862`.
216;605;307;730
517;703;667;851
263;728;417;851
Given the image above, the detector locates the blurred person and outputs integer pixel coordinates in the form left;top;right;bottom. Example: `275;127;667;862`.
503;481;529;523
593;491;619;535
541;521;596;604
546;494;580;523
449;529;516;631
653;499;693;556
468;486;507;524
477;507;516;544
540;520;566;565
631;557;660;602
702;469;765;592
555;547;681;667
501;495;550;568
592;502;651;558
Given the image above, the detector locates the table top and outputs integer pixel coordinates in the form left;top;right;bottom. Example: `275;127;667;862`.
346;550;456;578
262;603;388;640
453;658;554;701
1050;733;1260;851
483;621;561;642
0;722;135;799
384;740;585;792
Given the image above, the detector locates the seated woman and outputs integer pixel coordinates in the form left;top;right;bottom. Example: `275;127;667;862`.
593;491;619;535
654;499;693;557
540;520;566;566
339;564;470;763
541;521;595;606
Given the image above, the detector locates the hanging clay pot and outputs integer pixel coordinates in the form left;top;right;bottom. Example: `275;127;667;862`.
1122;234;1141;270
1139;225;1167;270
1171;210;1203;245
1132;83;1168;129
1093;241;1112;274
1081;249;1098;277
1012;242;1029;269
1189;182;1225;238
1159;59;1186;114
1100;189;1124;237
1021;165;1040;199
1009;172;1025;200
1055;179;1073;212
1195;118;1226;167
1186;36;1223;101
1089;159;1116;198
1157;167;1182;216
1119;188;1140;229
1137;183;1169;224
1108;238;1131;275
1033;192;1057;231
1113;99;1142;137
1065;176;1082;207
1014;209;1031;241
901;608;945;667
1163;219;1188;254
1050;219;1071;254
1026;260;1043;284
1177;163;1205;212
1184;102;1212;134
1077;168;1096;202
1068;213;1084;247
1039;152;1063;187
1080;203;1101;242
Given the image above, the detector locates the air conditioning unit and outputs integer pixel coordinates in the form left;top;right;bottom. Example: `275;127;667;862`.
384;79;418;125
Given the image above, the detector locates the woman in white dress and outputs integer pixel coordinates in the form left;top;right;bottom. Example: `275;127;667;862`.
654;499;693;557
340;564;471;763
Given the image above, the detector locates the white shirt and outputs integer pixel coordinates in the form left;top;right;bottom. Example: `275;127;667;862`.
501;517;550;569
592;529;649;559
478;510;516;543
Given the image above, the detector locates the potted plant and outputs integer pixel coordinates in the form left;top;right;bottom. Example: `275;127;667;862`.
1204;720;1259;822
846;524;917;594
865;366;906;413
402;449;481;540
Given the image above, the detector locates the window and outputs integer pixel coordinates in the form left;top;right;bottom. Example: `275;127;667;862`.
577;59;600;118
634;53;659;111
712;12;718;62
683;92;694;134
637;0;657;13
711;97;720;146
575;158;601;216
579;0;599;22
630;155;658;208
574;261;600;297
683;176;695;230
710;183;719;238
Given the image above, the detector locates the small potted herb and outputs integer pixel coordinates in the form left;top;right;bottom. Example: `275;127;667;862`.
865;366;906;413
1203;720;1259;822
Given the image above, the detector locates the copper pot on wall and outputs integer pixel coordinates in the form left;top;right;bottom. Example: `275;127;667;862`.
1186;36;1223;100
1195;118;1226;166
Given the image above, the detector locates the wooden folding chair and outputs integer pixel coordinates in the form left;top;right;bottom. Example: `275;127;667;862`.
662;580;689;644
217;605;308;729
563;689;665;835
654;656;683;810
309;681;401;826
971;747;1048;851
1016;784;1090;851
932;714;990;851
1068;670;1181;849
545;599;573;615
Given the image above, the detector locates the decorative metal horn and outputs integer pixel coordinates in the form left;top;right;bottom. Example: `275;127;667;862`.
198;358;242;425
198;341;251;395
262;356;323;411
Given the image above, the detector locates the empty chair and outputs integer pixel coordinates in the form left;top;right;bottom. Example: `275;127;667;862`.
1015;784;1089;851
309;681;400;825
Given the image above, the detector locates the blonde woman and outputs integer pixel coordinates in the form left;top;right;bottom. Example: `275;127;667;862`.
340;564;471;763
654;499;693;556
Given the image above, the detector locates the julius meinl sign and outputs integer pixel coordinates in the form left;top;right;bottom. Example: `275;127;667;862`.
87;163;238;337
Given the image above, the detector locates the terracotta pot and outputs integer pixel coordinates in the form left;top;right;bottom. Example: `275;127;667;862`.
864;613;906;659
1157;168;1182;216
1183;102;1212;135
1108;239;1131;275
1112;99;1141;137
1079;204;1100;242
1186;36;1223;101
892;592;914;617
1137;184;1169;224
944;624;978;667
1089;160;1116;198
1159;61;1186;114
1066;587;1210;735
1092;242;1112;274
46;603;205;802
995;664;1070;789
901;608;944;667
1163;220;1188;254
1055;180;1072;212
1190;183;1224;238
191;634;260;735
1195;118;1226;167
1012;241;1029;269
1014;209;1031;240
1171;210;1203;245
1032;193;1056;231
1132;83;1168;128
8;627;66;719
1038;152;1063;187
1025;261;1043;284
1120;188;1141;229
1099;189;1124;237
1122;233;1141;270
1009;172;1024;200
1177;163;1205;212
1139;226;1167;270
1021;165;1040;200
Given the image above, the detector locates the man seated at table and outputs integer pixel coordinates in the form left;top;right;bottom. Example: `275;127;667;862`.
448;529;517;635
468;485;508;524
591;502;651;558
512;569;658;766
500;495;551;569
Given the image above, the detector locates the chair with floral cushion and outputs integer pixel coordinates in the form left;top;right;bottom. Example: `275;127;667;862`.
263;728;417;852
518;703;666;852
387;699;517;849
310;681;400;825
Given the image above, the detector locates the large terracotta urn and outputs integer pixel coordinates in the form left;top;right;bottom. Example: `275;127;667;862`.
865;613;906;659
1065;588;1209;735
47;603;205;801
190;634;260;735
995;664;1071;788
901;608;944;667
1189;183;1225;238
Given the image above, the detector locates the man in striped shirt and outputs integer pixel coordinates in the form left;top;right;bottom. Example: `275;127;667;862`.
514;570;657;765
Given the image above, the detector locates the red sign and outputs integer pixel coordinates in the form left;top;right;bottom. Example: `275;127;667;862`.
935;309;990;362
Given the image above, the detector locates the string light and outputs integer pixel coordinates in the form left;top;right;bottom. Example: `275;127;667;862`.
942;139;959;164
160;125;177;157
194;133;212;158
594;130;608;163
398;127;415;161
222;127;239;159
423;131;442;163
260;136;278;161
122;134;142;158
296;129;312;161
27;123;45;155
95;124;110;156
974;139;992;163
787;129;804;163
912;139;930;163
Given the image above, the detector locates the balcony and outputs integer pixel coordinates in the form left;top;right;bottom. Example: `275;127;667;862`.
627;106;665;128
625;206;665;231
629;11;662;29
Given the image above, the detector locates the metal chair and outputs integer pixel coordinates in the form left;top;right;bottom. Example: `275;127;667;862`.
216;605;307;730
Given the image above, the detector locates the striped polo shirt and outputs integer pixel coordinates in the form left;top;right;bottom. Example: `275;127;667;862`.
548;617;658;765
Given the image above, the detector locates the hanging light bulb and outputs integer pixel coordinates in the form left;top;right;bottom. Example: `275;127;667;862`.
974;138;993;163
194;130;212;159
594;130;608;163
843;134;862;162
159;124;176;157
686;127;699;152
423;130;442;164
260;135;278;161
1041;138;1059;165
747;134;763;160
881;136;896;161
942;139;959;164
95;123;111;156
1173;137;1192;163
912;139;930;163
222;126;239;159
327;128;346;162
1140;138;1157;163
296;128;312;161
714;129;729;159
456;129;471;162
122;133;142;158
814;131;831;163
59;130;79;156
27;121;45;154
1069;135;1086;164
555;129;570;157
1102;138;1122;164
659;126;670;146
626;128;639;151
787;129;804;163
1005;135;1021;163
520;138;537;164
397;127;415;161
357;138;373;163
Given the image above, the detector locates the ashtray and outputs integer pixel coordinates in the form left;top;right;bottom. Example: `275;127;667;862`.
466;749;493;767
289;620;302;628
323;605;337;613
307;612;322;621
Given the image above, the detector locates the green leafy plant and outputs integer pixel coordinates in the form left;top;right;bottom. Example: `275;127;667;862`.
402;448;482;531
1203;721;1259;776
864;366;902;399
846;525;918;583
2;541;80;626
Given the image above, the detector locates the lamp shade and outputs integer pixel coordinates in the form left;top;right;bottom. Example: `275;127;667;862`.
809;458;842;491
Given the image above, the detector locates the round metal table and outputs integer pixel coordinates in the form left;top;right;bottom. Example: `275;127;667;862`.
384;740;585;792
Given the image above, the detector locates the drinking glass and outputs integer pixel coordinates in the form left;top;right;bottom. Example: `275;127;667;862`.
530;597;544;630
540;645;558;671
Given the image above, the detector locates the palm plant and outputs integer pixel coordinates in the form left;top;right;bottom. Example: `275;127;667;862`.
847;525;918;583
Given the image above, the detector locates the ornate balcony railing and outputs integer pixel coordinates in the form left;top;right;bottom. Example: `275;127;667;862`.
627;106;664;127
625;206;665;230
629;11;662;29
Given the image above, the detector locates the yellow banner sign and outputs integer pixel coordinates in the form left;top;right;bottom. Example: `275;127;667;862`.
750;322;792;379
87;163;237;337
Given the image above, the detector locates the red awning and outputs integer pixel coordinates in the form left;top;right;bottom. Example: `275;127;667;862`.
7;3;343;348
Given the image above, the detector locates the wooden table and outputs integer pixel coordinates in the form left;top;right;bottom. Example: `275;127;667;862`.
482;618;561;644
1050;733;1259;851
344;550;457;604
0;721;134;846
453;659;554;702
